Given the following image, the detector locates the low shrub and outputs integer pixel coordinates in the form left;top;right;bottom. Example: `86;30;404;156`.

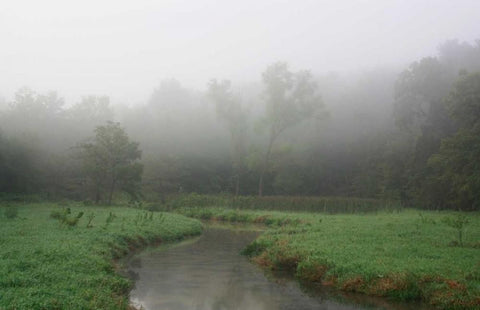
50;208;84;227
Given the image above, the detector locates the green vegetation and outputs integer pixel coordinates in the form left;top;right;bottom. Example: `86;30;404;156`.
2;200;477;309
426;72;480;211
0;203;202;309
158;193;402;213
441;214;470;247
3;205;18;219
175;207;480;309
79;121;143;205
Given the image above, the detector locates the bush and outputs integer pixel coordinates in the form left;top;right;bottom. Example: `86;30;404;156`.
50;208;83;227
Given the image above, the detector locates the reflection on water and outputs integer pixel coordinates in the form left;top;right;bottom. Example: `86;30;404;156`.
127;228;429;310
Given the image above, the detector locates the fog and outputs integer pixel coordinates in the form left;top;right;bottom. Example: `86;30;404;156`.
2;0;479;103
1;1;480;210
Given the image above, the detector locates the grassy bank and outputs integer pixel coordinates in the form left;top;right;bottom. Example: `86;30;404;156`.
176;207;480;309
0;203;203;310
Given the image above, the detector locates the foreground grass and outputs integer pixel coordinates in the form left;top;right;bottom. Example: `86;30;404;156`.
0;203;203;310
177;207;480;309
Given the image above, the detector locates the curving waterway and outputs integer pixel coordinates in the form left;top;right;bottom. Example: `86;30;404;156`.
126;226;431;310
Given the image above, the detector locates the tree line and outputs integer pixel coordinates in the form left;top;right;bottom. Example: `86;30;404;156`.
0;39;479;210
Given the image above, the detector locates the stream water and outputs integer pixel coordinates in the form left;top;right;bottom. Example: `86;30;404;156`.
127;226;430;310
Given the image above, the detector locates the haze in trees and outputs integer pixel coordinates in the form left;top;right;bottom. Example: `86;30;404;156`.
207;79;248;196
257;62;325;196
0;38;479;210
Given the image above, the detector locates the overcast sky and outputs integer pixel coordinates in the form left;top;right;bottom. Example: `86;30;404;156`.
1;0;479;104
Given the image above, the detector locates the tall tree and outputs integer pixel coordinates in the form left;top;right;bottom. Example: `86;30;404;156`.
80;122;143;204
389;57;454;205
258;62;324;196
0;132;40;193
207;79;248;196
427;72;480;210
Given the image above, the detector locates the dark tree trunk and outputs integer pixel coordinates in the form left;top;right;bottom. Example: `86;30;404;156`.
235;174;240;197
95;189;101;204
258;133;276;197
107;178;116;205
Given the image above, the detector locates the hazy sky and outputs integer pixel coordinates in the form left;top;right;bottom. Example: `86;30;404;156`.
1;0;479;104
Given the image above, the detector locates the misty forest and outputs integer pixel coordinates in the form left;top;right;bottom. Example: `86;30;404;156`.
1;2;480;310
2;39;480;209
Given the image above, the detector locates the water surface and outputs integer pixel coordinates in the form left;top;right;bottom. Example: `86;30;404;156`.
127;227;430;310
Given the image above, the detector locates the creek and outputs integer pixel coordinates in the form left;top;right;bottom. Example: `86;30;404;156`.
127;225;430;310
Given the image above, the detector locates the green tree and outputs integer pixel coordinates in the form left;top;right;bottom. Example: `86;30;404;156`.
10;87;65;119
3;88;68;151
448;72;480;129
258;62;325;196
0;132;40;193
80;122;143;204
393;57;450;133
389;57;455;205
207;79;248;196
427;72;480;210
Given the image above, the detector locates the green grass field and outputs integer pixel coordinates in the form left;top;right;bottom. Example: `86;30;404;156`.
0;203;203;310
176;207;480;309
1;201;479;309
